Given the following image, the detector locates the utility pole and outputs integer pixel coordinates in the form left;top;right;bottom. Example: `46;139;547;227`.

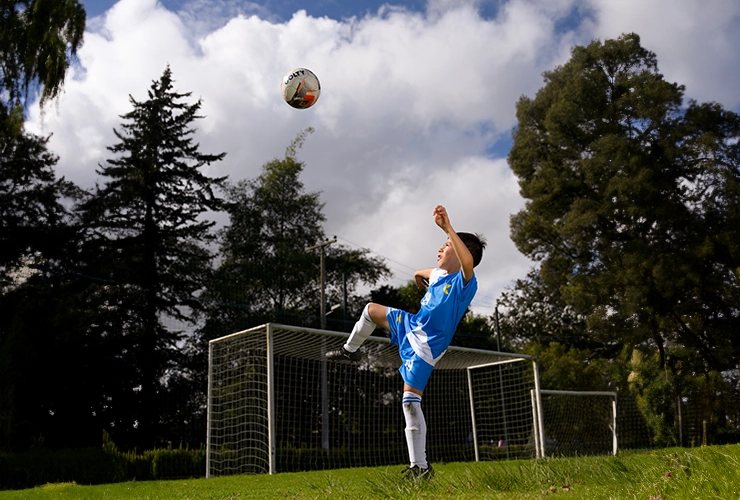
494;303;502;352
306;237;337;329
306;236;336;451
494;301;510;458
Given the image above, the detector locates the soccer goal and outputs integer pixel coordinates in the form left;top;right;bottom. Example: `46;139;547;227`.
206;323;543;477
534;390;617;457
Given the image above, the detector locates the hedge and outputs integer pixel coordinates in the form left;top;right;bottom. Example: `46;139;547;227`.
0;433;205;491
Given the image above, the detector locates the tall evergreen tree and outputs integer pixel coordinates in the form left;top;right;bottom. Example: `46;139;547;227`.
76;66;226;448
188;131;389;451
198;128;389;339
0;126;79;284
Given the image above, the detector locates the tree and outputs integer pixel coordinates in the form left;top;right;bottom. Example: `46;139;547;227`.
1;0;86;271
0;0;87;452
509;33;740;373
370;282;424;314
198;128;389;339
0;266;118;451
496;268;589;351
0;0;85;108
75;66;226;448
0;0;86;284
0;127;80;286
453;312;497;350
0;0;86;271
0;125;87;451
524;341;616;393
188;132;389;444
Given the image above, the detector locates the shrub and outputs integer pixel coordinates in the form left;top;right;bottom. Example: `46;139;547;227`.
0;433;205;491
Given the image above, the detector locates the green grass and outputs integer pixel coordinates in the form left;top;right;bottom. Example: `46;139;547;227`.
1;445;739;500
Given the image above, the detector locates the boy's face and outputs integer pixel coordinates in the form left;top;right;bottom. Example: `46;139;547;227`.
437;237;461;273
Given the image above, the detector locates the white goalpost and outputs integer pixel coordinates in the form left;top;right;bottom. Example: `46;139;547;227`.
206;323;543;477
533;390;618;457
467;358;546;461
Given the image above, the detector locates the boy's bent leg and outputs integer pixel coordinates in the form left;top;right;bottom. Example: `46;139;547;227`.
326;303;385;361
344;303;380;352
365;302;390;331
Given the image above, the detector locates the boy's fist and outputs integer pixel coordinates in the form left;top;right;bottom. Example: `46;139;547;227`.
433;205;450;230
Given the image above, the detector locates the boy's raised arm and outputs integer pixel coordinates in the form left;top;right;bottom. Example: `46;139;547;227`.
433;205;474;283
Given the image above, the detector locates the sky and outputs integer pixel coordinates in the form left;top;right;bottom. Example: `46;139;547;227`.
26;0;740;317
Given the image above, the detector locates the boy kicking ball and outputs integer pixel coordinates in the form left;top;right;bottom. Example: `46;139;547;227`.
326;205;486;481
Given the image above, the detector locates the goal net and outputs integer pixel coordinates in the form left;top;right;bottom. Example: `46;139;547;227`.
535;390;617;457
206;323;543;476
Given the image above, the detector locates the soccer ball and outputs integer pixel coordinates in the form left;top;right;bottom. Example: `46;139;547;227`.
281;68;321;109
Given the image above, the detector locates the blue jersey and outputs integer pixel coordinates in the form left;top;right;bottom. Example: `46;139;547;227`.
395;268;478;367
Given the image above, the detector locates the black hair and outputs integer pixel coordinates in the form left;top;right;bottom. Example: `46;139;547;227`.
457;232;487;267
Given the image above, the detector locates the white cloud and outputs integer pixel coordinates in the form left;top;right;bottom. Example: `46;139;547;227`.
590;0;740;108
342;156;531;313
25;0;740;316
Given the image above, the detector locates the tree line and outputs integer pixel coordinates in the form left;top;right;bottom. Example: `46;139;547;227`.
1;2;738;454
1;2;392;451
1;64;393;451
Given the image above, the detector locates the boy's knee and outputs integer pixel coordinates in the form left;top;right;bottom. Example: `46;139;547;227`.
402;401;418;415
366;303;387;325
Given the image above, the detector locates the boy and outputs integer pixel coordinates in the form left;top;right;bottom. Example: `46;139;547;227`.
326;204;486;481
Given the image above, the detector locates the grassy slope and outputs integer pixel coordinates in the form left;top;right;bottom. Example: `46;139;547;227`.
1;445;738;500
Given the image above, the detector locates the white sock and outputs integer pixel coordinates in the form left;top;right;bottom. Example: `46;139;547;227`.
402;391;427;469
345;304;377;352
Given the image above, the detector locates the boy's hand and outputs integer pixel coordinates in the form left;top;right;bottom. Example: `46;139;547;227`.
414;274;429;290
414;268;432;289
433;205;452;232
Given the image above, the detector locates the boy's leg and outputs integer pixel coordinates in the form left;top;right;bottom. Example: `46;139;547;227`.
326;303;388;361
402;384;433;480
399;355;434;479
402;389;427;469
346;303;388;351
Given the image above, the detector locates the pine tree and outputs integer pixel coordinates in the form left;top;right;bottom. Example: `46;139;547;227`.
0;126;79;284
195;129;389;355
76;66;226;448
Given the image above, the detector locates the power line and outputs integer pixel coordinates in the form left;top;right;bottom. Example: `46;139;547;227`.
336;236;417;274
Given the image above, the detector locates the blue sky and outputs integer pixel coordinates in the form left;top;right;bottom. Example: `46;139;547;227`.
81;0;428;22
27;0;740;315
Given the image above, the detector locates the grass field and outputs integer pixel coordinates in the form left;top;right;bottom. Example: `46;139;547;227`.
1;445;738;500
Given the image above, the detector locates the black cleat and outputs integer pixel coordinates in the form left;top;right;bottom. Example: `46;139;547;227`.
325;345;361;362
402;464;434;482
